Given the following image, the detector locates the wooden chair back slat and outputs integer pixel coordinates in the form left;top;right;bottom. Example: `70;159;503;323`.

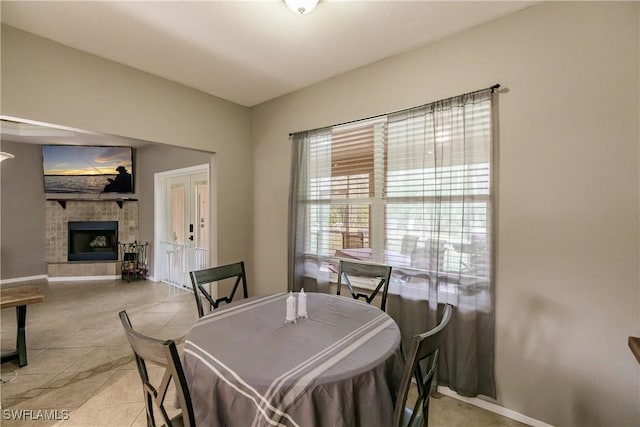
189;261;248;318
336;260;392;311
119;310;195;427
393;304;453;427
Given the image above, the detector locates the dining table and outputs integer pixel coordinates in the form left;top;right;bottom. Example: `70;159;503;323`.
181;292;404;427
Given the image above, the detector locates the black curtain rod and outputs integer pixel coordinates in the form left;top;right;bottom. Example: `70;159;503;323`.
289;83;500;137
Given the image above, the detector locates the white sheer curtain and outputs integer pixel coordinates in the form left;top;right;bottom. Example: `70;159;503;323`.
289;88;496;398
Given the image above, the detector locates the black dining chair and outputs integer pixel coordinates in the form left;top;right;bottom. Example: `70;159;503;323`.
392;304;453;427
189;261;249;318
336;259;392;311
119;310;195;427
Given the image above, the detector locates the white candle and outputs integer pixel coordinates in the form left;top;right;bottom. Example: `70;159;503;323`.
297;288;308;319
285;291;297;323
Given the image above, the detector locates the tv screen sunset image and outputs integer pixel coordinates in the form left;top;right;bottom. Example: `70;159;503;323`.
42;145;133;193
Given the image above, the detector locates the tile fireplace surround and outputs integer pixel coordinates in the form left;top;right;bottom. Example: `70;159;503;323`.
45;200;139;278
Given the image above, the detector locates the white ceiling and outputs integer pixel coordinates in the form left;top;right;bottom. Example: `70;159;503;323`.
1;0;536;108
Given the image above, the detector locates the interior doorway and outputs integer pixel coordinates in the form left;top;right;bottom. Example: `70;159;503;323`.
154;164;212;288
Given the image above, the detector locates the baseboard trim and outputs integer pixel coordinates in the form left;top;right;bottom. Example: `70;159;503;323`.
437;386;553;427
0;275;160;285
48;275;120;282
0;274;48;286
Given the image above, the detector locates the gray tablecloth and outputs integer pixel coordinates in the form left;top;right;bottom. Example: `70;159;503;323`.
182;293;403;427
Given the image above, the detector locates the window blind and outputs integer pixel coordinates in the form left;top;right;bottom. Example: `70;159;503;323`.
384;97;492;277
300;90;492;281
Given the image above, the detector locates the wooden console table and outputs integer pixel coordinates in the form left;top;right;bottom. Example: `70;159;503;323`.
1;286;44;367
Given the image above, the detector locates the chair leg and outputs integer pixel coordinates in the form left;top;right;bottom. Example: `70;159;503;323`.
424;398;430;427
145;395;155;427
16;306;28;367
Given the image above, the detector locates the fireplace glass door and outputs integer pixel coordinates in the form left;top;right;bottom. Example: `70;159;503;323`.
68;221;118;261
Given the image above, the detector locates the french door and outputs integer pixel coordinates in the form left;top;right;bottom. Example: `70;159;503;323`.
166;171;209;250
155;166;211;287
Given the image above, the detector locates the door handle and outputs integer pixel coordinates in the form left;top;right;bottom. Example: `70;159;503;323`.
189;235;194;241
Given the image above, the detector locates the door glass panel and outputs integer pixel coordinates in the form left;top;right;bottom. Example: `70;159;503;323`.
170;184;186;244
196;180;209;250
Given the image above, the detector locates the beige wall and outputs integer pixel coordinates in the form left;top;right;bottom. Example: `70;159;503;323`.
251;2;639;426
0;141;46;278
1;25;253;282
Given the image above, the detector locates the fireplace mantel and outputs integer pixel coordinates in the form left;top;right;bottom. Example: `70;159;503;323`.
46;198;138;209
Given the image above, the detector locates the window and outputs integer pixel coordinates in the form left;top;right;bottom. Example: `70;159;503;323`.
289;88;497;400
293;89;493;288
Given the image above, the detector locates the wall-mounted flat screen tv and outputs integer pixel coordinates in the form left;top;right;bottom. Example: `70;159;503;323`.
42;145;134;194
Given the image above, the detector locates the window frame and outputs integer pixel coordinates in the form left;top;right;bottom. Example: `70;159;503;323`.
300;98;492;292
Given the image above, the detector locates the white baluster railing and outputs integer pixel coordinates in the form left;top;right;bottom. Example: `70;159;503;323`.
159;242;209;289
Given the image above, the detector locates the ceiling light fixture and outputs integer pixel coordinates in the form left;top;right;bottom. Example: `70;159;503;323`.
0;152;15;162
284;0;319;15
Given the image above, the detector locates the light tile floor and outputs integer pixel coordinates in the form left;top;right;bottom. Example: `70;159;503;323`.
0;279;527;426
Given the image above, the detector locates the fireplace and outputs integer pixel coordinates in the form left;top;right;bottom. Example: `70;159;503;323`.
68;221;118;261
